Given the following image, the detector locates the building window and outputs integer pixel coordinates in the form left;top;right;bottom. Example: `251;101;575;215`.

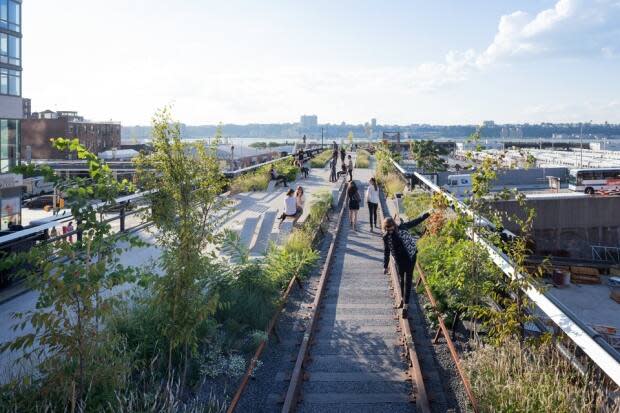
0;0;20;33
0;68;20;96
0;118;19;172
0;32;19;66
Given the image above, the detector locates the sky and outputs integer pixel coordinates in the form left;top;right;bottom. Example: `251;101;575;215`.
24;0;620;126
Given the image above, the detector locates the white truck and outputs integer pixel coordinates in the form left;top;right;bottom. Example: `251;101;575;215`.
24;176;54;197
444;174;472;198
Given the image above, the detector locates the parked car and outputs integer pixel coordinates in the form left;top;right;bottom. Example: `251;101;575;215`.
23;195;60;209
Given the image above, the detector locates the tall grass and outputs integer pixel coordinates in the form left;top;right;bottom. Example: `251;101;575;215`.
464;341;619;413
355;150;370;168
381;172;406;197
230;159;299;194
310;150;333;168
374;149;406;197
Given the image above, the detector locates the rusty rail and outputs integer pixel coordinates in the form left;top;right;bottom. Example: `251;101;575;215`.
281;183;350;412
415;261;479;413
226;183;347;413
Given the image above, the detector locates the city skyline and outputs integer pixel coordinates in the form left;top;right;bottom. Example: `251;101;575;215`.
25;0;620;125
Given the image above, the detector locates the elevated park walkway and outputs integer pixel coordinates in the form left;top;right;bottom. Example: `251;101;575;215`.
0;150;618;411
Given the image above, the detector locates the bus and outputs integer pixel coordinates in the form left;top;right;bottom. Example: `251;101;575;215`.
568;168;620;194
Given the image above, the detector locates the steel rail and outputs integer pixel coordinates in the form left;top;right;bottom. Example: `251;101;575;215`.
415;262;480;413
281;183;350;412
226;181;347;413
409;167;620;385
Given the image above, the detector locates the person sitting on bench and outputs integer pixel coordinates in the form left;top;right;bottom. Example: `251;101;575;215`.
270;165;288;187
278;188;302;228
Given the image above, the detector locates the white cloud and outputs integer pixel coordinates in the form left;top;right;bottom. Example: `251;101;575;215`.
522;99;620;122
412;0;620;91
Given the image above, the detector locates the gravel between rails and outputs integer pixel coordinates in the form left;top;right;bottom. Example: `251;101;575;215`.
230;198;342;413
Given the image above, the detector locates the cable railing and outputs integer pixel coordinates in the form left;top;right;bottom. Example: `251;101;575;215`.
390;158;620;386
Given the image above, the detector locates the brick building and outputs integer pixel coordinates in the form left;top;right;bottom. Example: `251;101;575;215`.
21;110;121;160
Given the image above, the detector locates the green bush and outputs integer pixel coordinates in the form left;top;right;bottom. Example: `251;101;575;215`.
310;150;333;168
355;150;370;168
302;190;333;234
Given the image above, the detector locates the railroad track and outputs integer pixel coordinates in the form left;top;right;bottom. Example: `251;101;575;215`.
280;178;432;413
228;173;472;412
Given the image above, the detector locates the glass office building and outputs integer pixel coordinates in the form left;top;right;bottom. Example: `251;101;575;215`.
0;0;21;173
0;0;21;230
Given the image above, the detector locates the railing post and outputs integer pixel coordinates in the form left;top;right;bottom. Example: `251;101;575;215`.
120;205;126;232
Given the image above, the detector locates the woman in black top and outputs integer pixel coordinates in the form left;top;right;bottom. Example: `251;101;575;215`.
382;212;431;317
347;181;361;232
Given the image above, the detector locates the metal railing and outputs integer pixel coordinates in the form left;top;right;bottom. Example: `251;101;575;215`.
1;150;324;251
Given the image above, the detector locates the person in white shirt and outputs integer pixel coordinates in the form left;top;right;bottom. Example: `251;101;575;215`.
346;155;354;182
278;188;302;228
366;177;380;232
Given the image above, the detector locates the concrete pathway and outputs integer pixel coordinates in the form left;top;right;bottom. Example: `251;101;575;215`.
226;165;344;256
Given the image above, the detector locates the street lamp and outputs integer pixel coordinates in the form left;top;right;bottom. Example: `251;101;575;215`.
579;120;592;167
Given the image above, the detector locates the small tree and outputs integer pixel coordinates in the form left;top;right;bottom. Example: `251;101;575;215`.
410;140;447;172
465;129;543;344
134;107;230;384
347;131;354;148
1;138;140;404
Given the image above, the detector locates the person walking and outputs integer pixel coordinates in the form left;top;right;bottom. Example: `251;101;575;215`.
366;177;380;232
329;157;337;182
278;189;302;228
301;158;310;179
382;212;431;317
346;155;354;182
67;221;75;243
347;181;361;231
340;146;346;165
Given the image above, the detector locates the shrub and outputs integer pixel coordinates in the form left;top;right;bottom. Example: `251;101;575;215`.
310;150;333;168
302;190;333;234
355;150;370;168
402;192;431;220
263;229;319;289
464;341;618;413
